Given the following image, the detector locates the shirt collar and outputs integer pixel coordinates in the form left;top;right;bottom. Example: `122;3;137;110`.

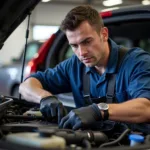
85;38;119;74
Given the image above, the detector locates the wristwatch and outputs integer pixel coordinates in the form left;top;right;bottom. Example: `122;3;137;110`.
97;103;109;120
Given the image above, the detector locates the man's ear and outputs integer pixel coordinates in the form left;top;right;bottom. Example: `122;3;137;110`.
101;27;109;42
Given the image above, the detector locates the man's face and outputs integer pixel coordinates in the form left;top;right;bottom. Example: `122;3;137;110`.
66;21;109;67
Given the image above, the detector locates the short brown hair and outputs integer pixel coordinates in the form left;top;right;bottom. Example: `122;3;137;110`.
60;5;104;33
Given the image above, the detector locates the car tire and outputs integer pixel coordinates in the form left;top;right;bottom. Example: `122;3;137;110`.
12;85;19;98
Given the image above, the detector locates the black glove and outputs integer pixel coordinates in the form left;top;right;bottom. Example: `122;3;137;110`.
40;96;67;123
59;103;102;130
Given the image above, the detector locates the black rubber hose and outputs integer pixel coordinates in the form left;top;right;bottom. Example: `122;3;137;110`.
99;129;130;148
0;129;4;139
82;139;92;149
4;115;45;120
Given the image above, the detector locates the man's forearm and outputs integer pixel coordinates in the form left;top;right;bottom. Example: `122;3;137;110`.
19;77;52;103
106;98;150;123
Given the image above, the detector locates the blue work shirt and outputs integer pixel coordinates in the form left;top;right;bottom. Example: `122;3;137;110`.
29;39;150;108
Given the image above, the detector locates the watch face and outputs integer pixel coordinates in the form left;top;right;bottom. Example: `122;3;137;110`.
98;103;109;110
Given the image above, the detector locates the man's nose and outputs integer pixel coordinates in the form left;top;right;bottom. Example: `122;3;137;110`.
79;45;87;56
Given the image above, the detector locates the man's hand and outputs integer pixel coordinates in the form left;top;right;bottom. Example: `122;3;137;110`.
59;103;102;130
40;96;67;123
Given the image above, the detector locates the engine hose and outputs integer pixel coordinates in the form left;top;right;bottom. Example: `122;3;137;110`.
99;129;130;148
5;115;45;120
82;139;92;149
0;129;4;139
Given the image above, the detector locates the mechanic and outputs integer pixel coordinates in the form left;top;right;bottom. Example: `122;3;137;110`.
19;5;150;130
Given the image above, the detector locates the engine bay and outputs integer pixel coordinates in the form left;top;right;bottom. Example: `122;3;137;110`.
0;95;150;150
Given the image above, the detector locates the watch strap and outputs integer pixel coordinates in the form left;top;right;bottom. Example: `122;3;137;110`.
103;110;109;120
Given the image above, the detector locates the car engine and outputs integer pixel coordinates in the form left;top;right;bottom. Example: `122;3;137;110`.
0;95;150;150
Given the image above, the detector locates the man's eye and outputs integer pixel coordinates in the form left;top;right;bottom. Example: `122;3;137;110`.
84;40;91;44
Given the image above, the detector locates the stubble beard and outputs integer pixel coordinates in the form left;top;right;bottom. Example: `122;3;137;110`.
94;51;106;68
79;50;106;67
83;57;97;67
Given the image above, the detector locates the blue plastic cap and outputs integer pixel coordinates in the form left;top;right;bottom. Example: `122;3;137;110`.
129;134;144;142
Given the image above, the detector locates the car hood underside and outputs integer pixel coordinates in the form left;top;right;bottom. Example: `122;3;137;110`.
0;0;40;50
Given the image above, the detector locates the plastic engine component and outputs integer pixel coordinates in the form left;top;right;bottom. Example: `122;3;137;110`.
6;132;66;149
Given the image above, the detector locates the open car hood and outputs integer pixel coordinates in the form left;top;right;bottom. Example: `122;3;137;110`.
0;0;40;50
